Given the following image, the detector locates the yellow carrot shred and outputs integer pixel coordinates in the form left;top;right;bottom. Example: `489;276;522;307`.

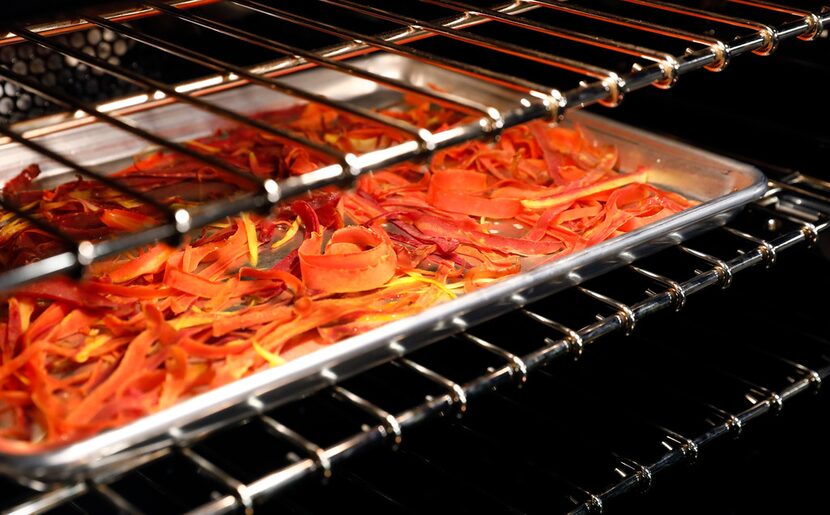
169;315;218;331
75;334;112;363
385;271;459;299
17;298;34;333
252;341;285;367
186;140;221;154
271;217;301;249
114;199;145;209
355;313;404;325
241;213;259;267
520;170;648;210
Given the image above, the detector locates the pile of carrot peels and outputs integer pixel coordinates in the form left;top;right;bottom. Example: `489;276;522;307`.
0;97;696;448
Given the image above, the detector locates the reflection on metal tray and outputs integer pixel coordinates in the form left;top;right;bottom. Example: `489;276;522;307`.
0;53;766;480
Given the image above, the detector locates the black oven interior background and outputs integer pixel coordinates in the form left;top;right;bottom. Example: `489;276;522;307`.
0;1;828;513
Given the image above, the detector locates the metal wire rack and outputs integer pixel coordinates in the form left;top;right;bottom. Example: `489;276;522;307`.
2;168;826;514
0;0;827;290
0;2;828;511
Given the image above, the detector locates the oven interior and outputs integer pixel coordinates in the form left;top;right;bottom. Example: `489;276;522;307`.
0;1;828;513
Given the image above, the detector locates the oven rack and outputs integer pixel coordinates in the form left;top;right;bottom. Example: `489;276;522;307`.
3;170;826;515
0;0;827;290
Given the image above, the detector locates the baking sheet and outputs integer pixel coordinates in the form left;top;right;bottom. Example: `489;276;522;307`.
0;53;766;479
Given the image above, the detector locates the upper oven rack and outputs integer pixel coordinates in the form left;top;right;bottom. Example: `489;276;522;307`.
0;0;827;291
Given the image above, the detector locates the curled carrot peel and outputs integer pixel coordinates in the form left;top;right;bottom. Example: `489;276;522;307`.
0;98;698;448
427;169;522;219
299;225;397;293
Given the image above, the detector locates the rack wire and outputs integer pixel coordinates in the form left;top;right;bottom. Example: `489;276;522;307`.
3;169;827;514
0;0;827;290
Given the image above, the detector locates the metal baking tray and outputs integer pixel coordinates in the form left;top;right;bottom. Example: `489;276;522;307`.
0;53;766;479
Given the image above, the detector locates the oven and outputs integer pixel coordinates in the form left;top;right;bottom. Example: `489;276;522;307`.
0;1;827;513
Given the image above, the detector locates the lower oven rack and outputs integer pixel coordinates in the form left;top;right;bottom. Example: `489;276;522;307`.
3;170;827;515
